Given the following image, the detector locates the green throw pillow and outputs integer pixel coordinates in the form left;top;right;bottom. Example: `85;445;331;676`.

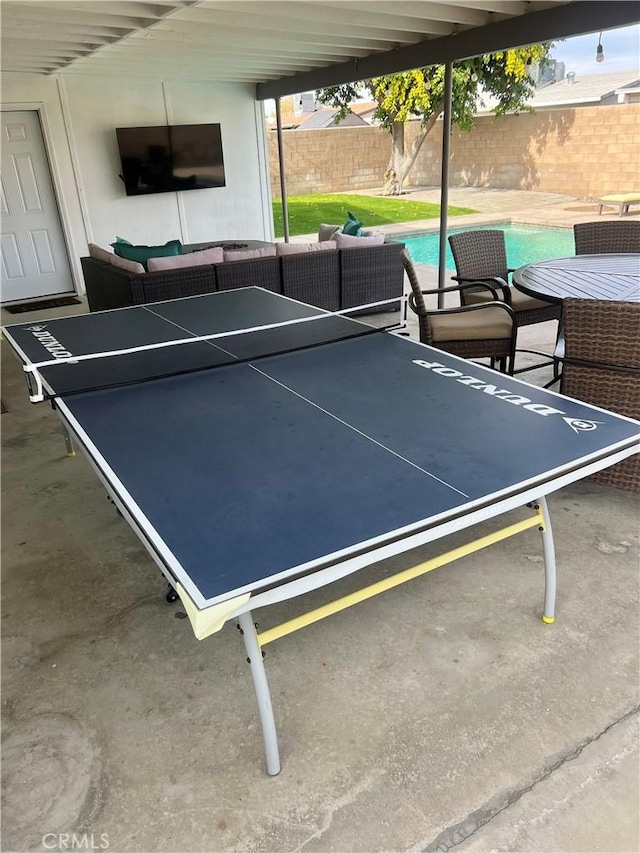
342;212;363;236
111;237;183;269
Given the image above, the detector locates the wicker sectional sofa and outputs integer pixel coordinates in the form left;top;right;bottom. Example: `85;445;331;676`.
81;241;405;313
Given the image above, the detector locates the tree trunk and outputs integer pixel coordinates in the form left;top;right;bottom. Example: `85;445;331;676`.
382;103;444;196
382;121;405;196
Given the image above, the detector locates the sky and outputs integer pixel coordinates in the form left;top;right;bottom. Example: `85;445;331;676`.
551;23;640;76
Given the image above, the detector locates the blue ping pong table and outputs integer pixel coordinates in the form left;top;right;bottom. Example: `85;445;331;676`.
3;286;639;776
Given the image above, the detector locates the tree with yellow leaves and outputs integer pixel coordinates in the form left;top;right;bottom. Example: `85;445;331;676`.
316;46;552;196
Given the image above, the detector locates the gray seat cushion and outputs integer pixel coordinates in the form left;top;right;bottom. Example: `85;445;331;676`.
430;306;513;342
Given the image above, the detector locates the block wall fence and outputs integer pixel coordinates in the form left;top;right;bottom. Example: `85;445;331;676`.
267;103;639;200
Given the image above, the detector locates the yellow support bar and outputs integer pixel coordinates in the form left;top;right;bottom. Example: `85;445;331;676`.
257;509;544;648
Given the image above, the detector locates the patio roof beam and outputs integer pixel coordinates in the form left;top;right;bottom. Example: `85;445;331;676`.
83;45;344;68
112;33;376;59
316;1;489;28
93;41;340;64
14;1;177;20
73;55;319;74
151;21;440;46
189;1;456;38
60;58;285;80
1;48;90;61
3;20;135;38
147;25;422;46
3;63;62;73
257;1;640;100
3;36;109;49
2;5;155;30
452;1;527;15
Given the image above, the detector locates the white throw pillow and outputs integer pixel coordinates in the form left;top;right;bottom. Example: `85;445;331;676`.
147;247;224;271
335;232;385;248
223;246;277;262
88;243;112;263
276;241;337;255
109;254;145;274
318;223;342;241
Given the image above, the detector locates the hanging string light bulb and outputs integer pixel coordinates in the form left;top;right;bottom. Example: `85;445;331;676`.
596;32;605;63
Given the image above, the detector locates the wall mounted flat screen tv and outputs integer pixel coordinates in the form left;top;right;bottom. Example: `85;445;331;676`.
116;123;226;196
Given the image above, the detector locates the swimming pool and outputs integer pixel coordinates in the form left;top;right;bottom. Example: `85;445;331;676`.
401;224;574;269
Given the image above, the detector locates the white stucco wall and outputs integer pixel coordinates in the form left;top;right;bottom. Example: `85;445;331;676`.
1;73;272;295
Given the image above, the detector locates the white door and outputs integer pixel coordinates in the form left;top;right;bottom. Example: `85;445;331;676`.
1;110;73;303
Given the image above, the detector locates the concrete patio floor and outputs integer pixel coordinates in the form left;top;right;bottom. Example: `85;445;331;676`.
2;192;639;852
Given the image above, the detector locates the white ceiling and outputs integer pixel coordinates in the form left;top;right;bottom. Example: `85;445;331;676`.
1;1;637;98
0;1;572;82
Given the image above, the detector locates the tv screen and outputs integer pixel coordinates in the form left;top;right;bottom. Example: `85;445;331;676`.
116;123;226;196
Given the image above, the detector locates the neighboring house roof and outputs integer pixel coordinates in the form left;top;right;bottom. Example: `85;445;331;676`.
265;112;301;130
296;109;340;129
615;83;640;104
265;110;321;130
350;101;377;114
478;70;640;112
531;70;640;107
265;106;370;130
349;102;379;121
293;108;368;129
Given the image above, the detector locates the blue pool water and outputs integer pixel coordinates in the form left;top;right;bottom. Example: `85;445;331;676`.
401;224;574;269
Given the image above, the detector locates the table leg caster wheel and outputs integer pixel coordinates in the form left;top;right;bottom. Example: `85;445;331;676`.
166;587;179;604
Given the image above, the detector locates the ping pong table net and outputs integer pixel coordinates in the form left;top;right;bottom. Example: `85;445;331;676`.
24;299;406;402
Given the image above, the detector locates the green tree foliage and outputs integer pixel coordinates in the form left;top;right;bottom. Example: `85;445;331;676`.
316;46;552;195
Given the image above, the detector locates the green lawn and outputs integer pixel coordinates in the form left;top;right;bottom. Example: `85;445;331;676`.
273;193;477;238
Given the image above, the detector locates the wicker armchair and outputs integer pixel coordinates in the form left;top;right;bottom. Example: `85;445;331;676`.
573;221;640;255
561;298;640;492
448;229;561;375
448;230;562;326
402;250;516;374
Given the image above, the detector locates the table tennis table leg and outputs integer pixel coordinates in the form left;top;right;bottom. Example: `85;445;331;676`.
61;424;76;457
537;496;557;624
238;611;281;776
52;402;76;456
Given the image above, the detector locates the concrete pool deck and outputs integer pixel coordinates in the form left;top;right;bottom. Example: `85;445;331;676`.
1;187;639;852
287;185;637;251
345;185;637;238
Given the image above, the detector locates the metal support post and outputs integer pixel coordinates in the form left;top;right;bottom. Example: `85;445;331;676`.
437;61;453;307
275;98;290;243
